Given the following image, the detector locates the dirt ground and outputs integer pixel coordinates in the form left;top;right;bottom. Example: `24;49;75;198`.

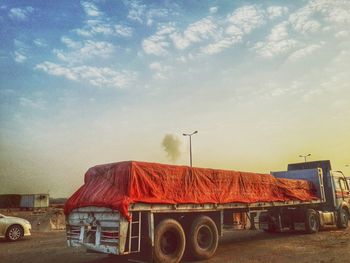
0;227;349;263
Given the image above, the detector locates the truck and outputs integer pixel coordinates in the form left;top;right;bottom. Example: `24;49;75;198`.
65;160;349;262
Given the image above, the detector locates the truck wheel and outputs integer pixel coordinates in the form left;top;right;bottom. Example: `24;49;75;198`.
264;215;277;233
154;219;185;263
305;209;319;234
6;224;24;241
336;209;349;229
259;212;276;233
264;224;277;233
188;215;219;260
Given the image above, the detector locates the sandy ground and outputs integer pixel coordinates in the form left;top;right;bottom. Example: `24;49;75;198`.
0;227;349;263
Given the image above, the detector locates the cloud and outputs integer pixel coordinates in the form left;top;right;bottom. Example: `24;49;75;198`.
142;36;170;56
0;89;15;96
287;43;323;62
287;0;350;35
126;1;146;23
143;17;219;56
140;2;347;60
142;24;175;56
14;39;27;49
14;51;27;63
170;18;217;50
141;5;266;57
149;62;162;71
176;54;195;63
267;6;288;19
319;50;350;94
115;25;133;37
84;20;113;35
254;21;298;58
254;1;350;59
146;8;169;26
54;38;115;63
75;20;133;38
335;30;349;38
61;36;80;49
81;1;101;17
19;97;45;110
226;5;265;35
289;13;320;34
33;38;47;47
125;0;169;26
255;39;297;58
209;6;218;14
35;62;137;89
9;6;34;21
326;8;350;24
201;5;264;55
267;21;289;42
317;1;350;24
35;62;77;80
13;39;29;63
149;62;171;80
75;19;113;37
200;38;238;55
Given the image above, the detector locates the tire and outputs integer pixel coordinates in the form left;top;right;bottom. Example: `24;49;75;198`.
264;215;277;233
6;224;24;242
154;219;186;263
263;225;276;233
305;209;319;234
337;209;349;229
188;215;219;260
259;212;276;233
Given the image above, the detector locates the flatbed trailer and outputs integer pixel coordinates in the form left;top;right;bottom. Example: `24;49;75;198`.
66;161;350;262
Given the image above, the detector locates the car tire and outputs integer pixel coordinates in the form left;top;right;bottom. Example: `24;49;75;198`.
6;224;24;241
188;215;219;260
153;219;186;263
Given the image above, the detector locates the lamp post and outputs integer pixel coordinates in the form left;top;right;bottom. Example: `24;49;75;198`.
299;153;311;162
183;131;198;167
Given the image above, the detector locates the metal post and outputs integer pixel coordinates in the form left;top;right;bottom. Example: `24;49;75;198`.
189;135;192;167
299;153;311;162
183;131;198;167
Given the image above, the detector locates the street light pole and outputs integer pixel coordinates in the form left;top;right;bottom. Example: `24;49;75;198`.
299;153;311;162
189;135;193;167
183;131;198;167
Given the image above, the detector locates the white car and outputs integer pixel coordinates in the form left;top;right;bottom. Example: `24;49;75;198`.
0;213;32;241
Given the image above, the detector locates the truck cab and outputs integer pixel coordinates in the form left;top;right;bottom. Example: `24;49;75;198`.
332;171;350;217
287;160;350;228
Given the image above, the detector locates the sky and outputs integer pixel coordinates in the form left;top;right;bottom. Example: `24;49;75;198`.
0;0;350;197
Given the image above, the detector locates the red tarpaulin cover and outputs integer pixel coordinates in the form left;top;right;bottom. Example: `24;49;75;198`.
64;161;318;220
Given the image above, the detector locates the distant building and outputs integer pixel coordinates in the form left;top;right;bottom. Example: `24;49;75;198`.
0;194;49;209
20;194;49;208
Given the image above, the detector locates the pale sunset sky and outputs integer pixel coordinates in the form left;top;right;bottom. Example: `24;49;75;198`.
0;0;349;197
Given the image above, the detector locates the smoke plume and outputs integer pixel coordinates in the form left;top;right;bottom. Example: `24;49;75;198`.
162;134;181;162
